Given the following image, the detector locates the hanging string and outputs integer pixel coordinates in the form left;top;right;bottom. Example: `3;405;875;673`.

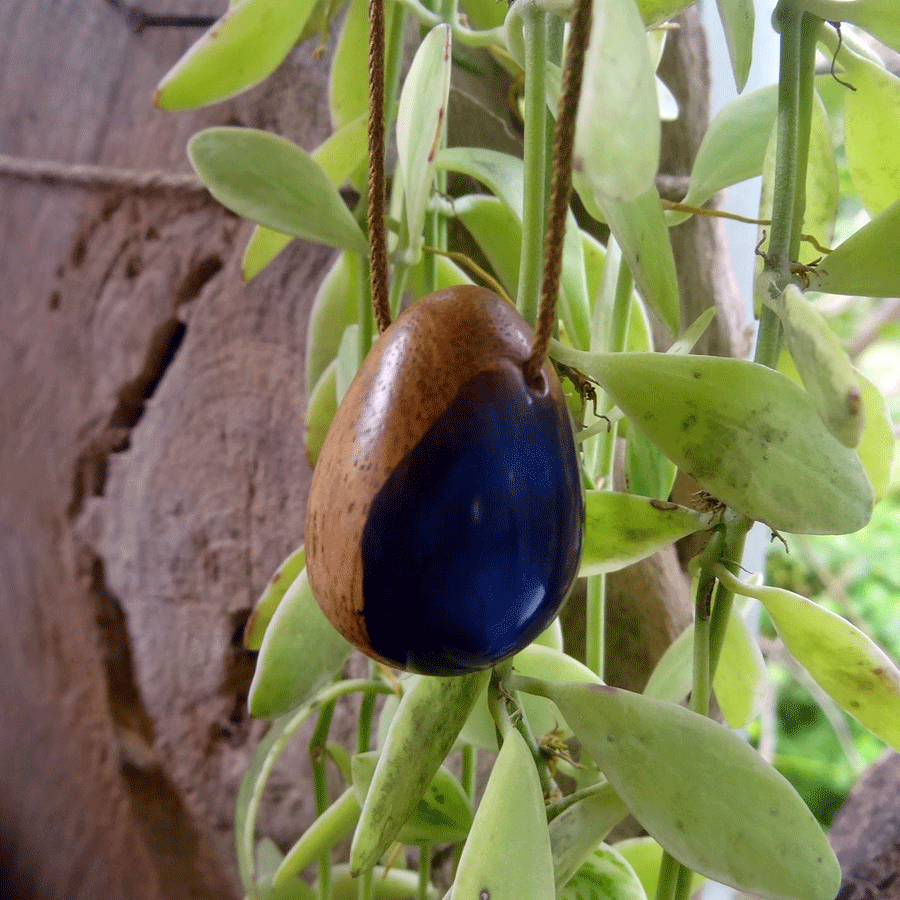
367;0;392;334
523;0;593;387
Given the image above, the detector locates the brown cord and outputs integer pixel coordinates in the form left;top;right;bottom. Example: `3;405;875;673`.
524;0;592;387
367;0;392;334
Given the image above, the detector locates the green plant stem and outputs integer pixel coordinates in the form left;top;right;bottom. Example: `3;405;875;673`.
393;0;505;48
654;850;681;900
418;845;432;900
311;700;337;900
358;865;375;900
275;788;361;885
585;254;633;679
359;251;375;355
516;7;549;327
511;691;555;797
384;0;408;125
358;663;379;754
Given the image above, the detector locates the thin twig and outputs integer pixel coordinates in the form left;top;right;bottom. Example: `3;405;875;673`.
524;0;592;387
367;0;392;334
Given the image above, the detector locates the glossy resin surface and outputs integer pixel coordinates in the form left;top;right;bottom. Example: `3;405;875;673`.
362;364;584;673
305;286;584;674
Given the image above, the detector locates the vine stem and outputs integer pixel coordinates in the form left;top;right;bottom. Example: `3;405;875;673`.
524;0;593;386
367;0;392;333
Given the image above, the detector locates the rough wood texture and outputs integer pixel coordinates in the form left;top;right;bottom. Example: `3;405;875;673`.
0;3;345;896
830;751;900;899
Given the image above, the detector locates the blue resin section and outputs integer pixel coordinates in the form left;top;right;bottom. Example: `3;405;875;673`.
361;368;584;674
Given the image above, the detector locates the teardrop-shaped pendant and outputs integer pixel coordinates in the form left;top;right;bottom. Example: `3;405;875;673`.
306;285;584;675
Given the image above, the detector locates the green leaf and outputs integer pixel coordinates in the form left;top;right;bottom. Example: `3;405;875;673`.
460;644;603;751
242;227;294;282
844;51;900;215
676;85;778;223
154;0;319;110
719;568;900;754
453;729;555;900
625;426;678;502
560;844;648;900
244;546;306;651
644;605;767;729
407;252;472;300
614;837;705;900
810;197;900;297
248;569;352;718
793;0;900;55
351;671;489;874
634;0;699;27
855;369;895;501
593;189;681;335
327;865;441;900
574;0;660;202
305;359;338;467
566;351;874;534
306;252;360;396
351;752;472;844
396;25;452;262
455;194;523;297
275;789;361;885
540;683;841;900
336;323;362;405
329;0;369;128
578;491;710;578
550;787;631;890
188;128;367;254
759;279;863;448
715;0;753;92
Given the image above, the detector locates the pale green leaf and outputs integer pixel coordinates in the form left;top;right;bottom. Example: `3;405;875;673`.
305;359;338;467
719;568;900;754
335;323;361;405
454;193;523;297
677;85;778;223
810;197;900;297
715;0;754;92
542;683;840;900
794;0;900;54
396;25;452;261
244;545;306;650
594;189;681;335
248;569;352;718
306;251;360;395
614;837;706;900
453;729;555;900
242;227;294;282
329;0;369;128
188;128;368;253
579;491;710;577
155;0;319;110
574;0;660;202
550;788;631;890
563;351;873;534
635;0;698;27
625;426;678;502
855;369;895;501
351;753;472;844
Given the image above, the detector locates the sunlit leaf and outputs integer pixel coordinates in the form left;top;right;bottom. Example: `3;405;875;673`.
719;567;900;754
155;0;319;110
189;128;368;253
538;683;840;900
810;197;900;297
